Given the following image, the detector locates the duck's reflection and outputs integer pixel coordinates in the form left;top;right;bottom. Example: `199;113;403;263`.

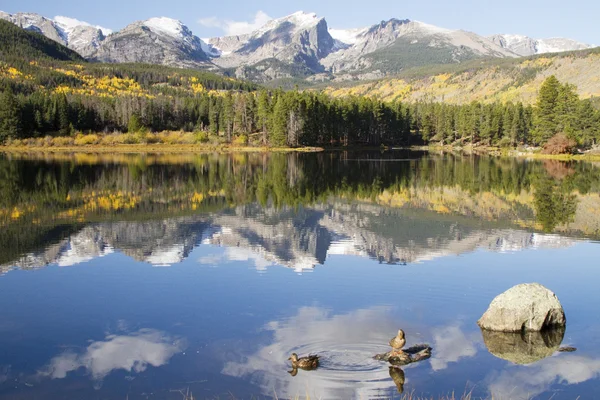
389;366;405;393
37;329;185;381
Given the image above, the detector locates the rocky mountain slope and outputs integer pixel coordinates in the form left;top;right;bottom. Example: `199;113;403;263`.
0;18;83;61
0;11;110;57
0;10;594;83
90;17;211;68
320;19;516;79
488;34;592;57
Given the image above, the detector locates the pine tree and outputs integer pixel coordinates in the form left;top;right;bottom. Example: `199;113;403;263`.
256;90;271;145
128;113;143;133
511;103;526;146
57;94;71;136
270;96;288;147
533;75;561;144
0;90;21;142
575;100;600;146
555;82;579;137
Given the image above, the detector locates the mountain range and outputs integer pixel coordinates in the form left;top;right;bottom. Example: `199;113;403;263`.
0;10;595;83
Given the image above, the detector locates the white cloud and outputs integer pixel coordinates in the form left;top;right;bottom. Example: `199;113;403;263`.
38;329;185;381
198;11;272;36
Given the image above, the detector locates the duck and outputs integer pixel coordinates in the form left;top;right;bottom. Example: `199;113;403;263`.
288;353;319;370
389;329;406;351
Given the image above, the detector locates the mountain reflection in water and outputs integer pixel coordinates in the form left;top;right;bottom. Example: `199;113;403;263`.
2;150;599;272
1;151;600;399
1;206;579;274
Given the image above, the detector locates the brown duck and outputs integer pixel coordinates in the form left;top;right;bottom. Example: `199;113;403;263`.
288;353;320;370
389;329;406;351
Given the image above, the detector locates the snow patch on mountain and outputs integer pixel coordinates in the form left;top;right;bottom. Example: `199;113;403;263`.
143;17;186;38
536;38;592;54
329;27;368;45
54;15;112;36
200;37;222;56
252;11;321;38
412;20;452;35
489;33;592;56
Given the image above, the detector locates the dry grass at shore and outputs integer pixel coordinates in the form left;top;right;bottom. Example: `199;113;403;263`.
1;132;323;154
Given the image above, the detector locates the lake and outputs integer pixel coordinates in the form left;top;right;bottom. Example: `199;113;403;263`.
1;150;599;399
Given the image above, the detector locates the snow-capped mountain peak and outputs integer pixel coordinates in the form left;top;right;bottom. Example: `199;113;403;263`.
143;17;188;38
54;15;112;36
2;9;596;83
251;10;322;38
139;17;220;57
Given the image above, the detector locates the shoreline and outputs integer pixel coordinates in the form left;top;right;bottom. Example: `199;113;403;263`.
0;144;324;154
409;145;600;162
2;143;600;162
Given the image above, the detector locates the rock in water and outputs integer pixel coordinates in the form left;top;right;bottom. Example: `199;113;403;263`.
480;327;565;364
478;283;566;332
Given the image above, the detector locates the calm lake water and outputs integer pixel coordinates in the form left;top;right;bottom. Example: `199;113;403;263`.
1;150;600;400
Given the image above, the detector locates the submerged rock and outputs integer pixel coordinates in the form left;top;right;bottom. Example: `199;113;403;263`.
558;346;577;352
374;344;432;366
477;283;566;332
481;326;565;364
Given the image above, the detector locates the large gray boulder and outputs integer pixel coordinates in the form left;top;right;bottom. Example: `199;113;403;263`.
478;283;566;332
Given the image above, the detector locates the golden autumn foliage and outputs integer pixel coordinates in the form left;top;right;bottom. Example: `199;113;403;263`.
0;64;34;81
324;52;600;105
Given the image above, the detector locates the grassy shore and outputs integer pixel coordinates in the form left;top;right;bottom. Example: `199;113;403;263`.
0;132;324;154
0;144;323;154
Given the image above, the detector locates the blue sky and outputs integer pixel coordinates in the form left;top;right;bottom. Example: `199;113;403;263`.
0;0;598;43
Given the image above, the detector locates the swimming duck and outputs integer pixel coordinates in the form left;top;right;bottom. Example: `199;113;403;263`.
389;329;406;351
288;353;319;370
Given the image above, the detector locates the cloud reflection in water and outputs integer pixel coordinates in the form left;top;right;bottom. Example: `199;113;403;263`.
430;325;479;371
222;306;423;399
38;329;185;381
488;354;600;399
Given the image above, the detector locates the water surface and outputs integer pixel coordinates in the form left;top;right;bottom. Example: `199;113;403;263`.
1;151;599;399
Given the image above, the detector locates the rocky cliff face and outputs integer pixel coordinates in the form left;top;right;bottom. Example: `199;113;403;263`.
209;12;336;73
90;18;211;68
